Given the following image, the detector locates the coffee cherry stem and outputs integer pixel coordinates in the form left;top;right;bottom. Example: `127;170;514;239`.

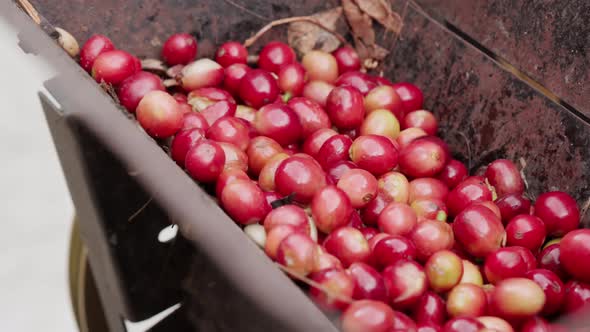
456;131;472;170
519;157;535;200
16;0;41;25
436;210;447;222
281;92;293;103
127;197;154;222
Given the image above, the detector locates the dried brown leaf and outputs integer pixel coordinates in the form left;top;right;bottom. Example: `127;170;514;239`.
342;0;374;45
358;44;389;70
353;0;403;34
288;7;344;54
341;0;389;65
371;44;389;60
342;0;374;60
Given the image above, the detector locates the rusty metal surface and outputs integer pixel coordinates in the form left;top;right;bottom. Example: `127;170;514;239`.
8;1;340;329
183;248;340;332
11;0;590;330
413;0;590;117
386;3;590;225
29;0;341;58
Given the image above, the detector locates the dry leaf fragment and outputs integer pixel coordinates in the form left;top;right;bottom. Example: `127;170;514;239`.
341;0;389;64
341;0;374;60
370;44;389;60
353;0;403;34
288;7;344;54
342;0;374;46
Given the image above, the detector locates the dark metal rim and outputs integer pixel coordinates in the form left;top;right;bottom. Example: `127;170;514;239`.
68;217;110;332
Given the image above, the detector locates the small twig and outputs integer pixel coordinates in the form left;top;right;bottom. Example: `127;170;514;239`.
519;157;530;192
518;157;537;201
400;0;410;25
276;264;354;304
16;0;79;56
386;0;409;54
484;178;498;201
244;16;348;48
16;0;41;25
580;196;590;220
99;81;120;104
128;197;153;222
16;0;58;39
222;0;267;21
458;131;472;170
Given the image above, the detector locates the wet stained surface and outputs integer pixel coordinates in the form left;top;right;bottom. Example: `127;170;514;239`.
184;246;308;332
385;4;590;225
414;0;590;117
29;0;342;57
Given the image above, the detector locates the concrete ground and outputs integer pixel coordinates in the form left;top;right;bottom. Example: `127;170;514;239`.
0;18;77;331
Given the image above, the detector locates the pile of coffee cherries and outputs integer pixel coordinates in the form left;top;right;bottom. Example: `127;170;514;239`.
79;32;589;332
